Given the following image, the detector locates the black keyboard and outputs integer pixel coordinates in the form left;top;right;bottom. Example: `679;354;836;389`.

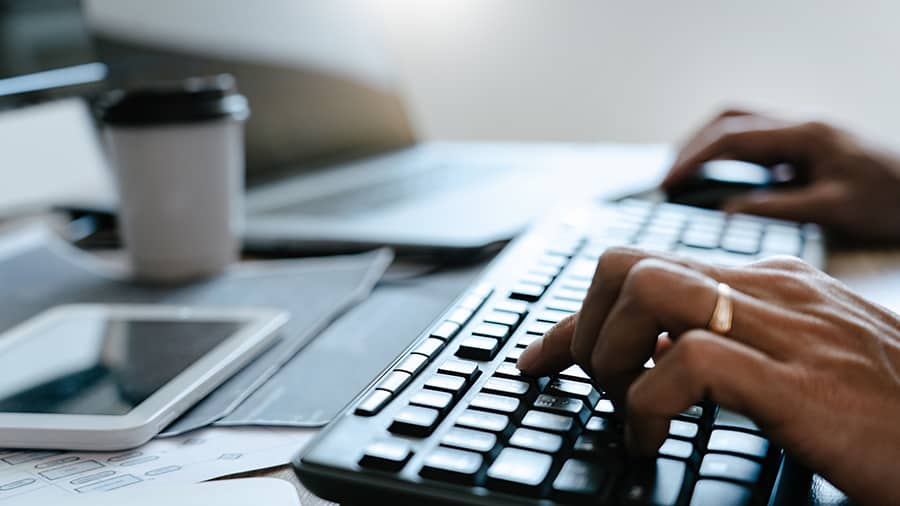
293;199;824;506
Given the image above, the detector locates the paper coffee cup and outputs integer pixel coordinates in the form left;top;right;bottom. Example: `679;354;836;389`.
97;75;249;283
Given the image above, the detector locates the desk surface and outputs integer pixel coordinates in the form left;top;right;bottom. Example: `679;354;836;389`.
234;246;900;505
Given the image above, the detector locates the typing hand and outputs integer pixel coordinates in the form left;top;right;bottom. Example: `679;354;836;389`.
662;109;900;242
517;247;900;505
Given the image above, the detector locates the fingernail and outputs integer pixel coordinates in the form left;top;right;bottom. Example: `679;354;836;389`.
516;340;540;371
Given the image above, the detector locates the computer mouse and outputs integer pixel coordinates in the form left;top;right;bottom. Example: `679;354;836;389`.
665;159;800;209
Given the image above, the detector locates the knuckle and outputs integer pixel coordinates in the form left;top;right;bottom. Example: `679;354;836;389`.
674;331;717;371
801;120;834;140
756;255;810;272
718;107;750;119
596;246;641;271
623;259;672;301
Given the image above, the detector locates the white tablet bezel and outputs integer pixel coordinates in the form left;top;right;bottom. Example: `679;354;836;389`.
0;304;288;451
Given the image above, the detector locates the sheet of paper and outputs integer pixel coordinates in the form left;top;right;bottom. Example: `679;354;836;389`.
8;478;301;506
0;427;312;503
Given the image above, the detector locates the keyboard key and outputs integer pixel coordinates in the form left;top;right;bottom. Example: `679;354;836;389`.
546;298;581;313
552;459;608;501
545;378;601;406
762;230;802;255
521;410;575;435
594;398;616;417
538;254;568;269
494;299;529;315
509;427;564;454
669;420;699;440
559;364;592;382
585;416;615;434
504;347;525;362
526;321;555;335
561;277;592;291
412;337;445;358
438;359;480;383
359;439;412;471
389;406;441;437
678;405;705;422
395;354;428;375
567;259;598;280
471;282;493;298
456;409;510;434
355;389;392;416
378;371;412;393
681;229;720;249
521;272;554;287
456;336;500;361
446;307;474;325
424;374;467;395
486;447;553;494
529;264;561;277
689;479;753;506
458;293;487;311
441;427;498;454
430;321;461;341
482;377;532;398
699;453;762;484
534;309;571;324
419;447;483;484
707;430;769;460
573;432;625;460
555;287;587;302
409;390;454;413
714;409;761;433
471;323;511;340
516;333;541;348
621;458;687;506
495;362;528;380
658;438;697;465
510;283;545;302
482;311;520;327
469;393;521;415
720;234;759;255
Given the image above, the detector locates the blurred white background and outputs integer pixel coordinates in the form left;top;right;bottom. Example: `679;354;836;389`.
87;0;900;147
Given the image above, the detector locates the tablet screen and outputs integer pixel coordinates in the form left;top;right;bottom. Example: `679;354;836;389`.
0;315;242;415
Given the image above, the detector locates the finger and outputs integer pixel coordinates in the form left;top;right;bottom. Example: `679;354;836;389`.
723;182;845;223
663;120;812;189
669;109;754;170
517;313;577;375
570;247;785;371
583;258;796;397
653;332;673;361
625;329;784;456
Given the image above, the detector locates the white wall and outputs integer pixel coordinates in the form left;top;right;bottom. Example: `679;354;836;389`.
87;1;900;146
373;0;900;146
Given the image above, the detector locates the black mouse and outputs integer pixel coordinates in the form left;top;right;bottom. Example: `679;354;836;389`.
665;160;800;209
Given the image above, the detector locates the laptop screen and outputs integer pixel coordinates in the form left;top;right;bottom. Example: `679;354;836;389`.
85;0;417;185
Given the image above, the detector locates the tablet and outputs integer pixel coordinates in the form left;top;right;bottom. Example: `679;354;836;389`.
0;304;287;451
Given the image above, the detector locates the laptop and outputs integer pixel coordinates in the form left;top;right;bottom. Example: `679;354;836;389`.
84;2;662;256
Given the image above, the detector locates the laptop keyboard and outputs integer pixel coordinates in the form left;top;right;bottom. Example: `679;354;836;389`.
267;164;510;217
294;199;824;505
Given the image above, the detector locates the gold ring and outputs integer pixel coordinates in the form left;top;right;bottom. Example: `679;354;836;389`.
708;282;733;335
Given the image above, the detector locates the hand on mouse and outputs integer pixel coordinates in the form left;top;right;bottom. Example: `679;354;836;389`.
517;247;900;505
662;109;900;242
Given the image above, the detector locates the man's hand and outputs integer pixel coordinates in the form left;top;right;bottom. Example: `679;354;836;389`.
662;109;900;242
517;247;900;505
